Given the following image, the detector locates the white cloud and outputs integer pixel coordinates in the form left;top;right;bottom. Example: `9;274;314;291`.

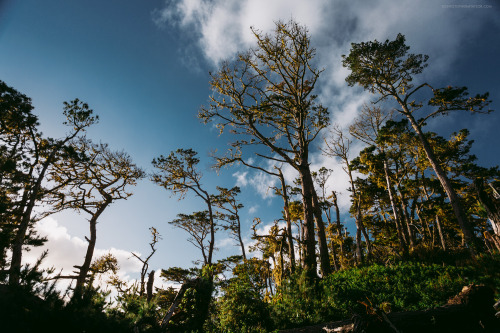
23;217;143;291
233;167;277;199
249;170;276;199
153;0;497;73
154;0;498;223
232;170;248;186
153;0;330;65
217;237;235;248
248;205;259;215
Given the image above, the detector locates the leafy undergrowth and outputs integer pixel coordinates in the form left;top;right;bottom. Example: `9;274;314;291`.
269;254;500;330
1;254;498;332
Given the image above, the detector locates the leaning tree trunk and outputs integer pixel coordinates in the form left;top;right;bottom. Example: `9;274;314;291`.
74;198;111;296
401;107;478;254
474;178;500;234
382;159;408;254
9;149;57;286
421;176;447;251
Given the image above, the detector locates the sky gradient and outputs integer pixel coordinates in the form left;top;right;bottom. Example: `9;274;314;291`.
1;0;499;286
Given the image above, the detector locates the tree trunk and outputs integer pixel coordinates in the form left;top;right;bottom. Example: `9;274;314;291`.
421;177;447;251
278;169;295;272
300;164;331;276
354;197;364;264
237;222;247;260
473;178;500;235
398;190;415;250
74;198;111;295
383;159;408;253
206;197;215;265
332;191;344;269
146;270;155;303
298;165;318;277
312;190;332;276
9;148;57;286
348;172;371;263
400;107;477;253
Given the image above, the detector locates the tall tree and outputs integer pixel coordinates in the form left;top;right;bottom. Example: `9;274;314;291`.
199;20;330;277
152;149;217;265
213;186;247;260
323;125;372;263
342;33;491;253
0;81;39;270
9;99;98;286
349;106;409;253
49;138;143;295
169;211;213;265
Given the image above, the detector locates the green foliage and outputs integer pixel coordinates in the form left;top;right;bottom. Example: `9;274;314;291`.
216;274;272;333
167;275;214;333
271;269;324;329
270;256;500;329
109;287;164;333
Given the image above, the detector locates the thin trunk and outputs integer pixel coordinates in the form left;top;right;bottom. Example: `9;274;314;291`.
298;222;304;267
237;222;246;260
9;148;57;285
399;106;477;253
278;169;295;272
331;191;344;269
75;198;111;295
206;197;215;265
161;280;194;327
279;237;284;282
415;205;430;244
383;159;408;253
421;177;447;251
399;192;416;249
348;166;371;262
435;215;447;251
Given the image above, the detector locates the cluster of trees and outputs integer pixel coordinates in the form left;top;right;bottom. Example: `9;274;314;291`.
0;80;144;292
1;20;499;332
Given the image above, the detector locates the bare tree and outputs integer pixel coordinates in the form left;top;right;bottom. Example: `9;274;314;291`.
130;227;161;297
323;125;372;263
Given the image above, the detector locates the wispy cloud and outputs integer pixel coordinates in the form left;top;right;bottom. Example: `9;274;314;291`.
233;166;276;199
232;171;248;187
248;205;259;215
155;0;498;210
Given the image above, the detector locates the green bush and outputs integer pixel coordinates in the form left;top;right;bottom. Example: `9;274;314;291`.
216;276;271;332
270;256;500;330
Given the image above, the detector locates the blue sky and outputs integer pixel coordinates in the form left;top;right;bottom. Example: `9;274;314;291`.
1;0;499;285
